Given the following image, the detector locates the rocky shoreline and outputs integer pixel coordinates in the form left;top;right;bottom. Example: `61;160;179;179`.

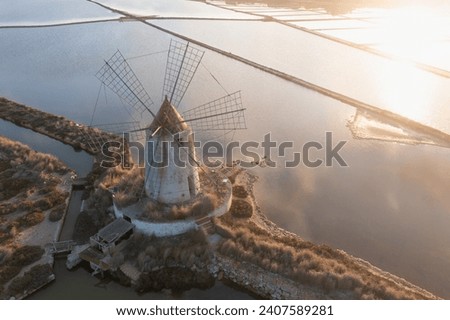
209;168;437;300
0;97;439;299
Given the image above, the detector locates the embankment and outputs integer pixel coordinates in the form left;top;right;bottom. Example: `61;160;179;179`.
212;168;438;299
0;97;124;157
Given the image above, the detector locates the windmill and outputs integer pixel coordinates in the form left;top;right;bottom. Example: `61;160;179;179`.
83;39;246;230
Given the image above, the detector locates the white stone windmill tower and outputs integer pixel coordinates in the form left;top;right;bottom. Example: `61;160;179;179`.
84;39;246;234
144;95;200;204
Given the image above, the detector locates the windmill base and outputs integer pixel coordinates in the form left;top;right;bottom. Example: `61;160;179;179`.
111;168;232;237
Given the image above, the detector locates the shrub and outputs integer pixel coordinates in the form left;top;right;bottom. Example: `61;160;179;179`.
2;178;33;200
0;160;11;172
336;274;356;290
48;204;65;222
34;190;68;211
0;226;13;245
0;203;18;216
7;264;53;297
191;195;216;217
214;223;235;239
18;200;34;211
0;250;6;264
33;198;52;211
230;199;253;218
72;211;99;243
14;212;45;231
7;246;44;267
185;228;207;244
169;205;191;220
232;185;248;198
0;265;22;286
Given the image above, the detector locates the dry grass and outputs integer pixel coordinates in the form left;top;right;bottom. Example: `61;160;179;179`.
0;246;44;287
33;190;68;211
14;212;45;232
214;213;428;299
232;185;248;198
0;160;11;172
0;136;72;225
48;204;65;222
1;178;33;201
137;193;220;222
0;228;13;246
0;136;71;177
119;229;211;273
229;199;253;218
102;166;144;209
6;264;53;297
0;203;18;216
0;137;71;297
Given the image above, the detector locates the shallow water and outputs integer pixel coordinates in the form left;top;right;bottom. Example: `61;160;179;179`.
0;0;118;25
1;0;450;299
0;120;92;176
29;258;255;300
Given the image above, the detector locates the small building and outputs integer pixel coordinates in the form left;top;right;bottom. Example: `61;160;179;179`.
90;218;134;255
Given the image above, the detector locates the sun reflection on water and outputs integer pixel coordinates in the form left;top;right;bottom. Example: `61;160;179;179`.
375;60;433;124
362;6;449;125
373;6;449;64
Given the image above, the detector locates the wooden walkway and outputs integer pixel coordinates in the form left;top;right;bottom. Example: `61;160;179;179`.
48;240;77;254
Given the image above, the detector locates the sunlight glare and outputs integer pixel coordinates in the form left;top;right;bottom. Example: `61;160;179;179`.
376;60;433;124
375;6;447;62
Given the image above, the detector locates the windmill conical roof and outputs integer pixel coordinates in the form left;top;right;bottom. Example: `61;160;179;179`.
149;96;189;134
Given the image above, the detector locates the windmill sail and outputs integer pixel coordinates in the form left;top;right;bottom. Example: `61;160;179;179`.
96;50;155;123
182;91;247;131
162;39;204;107
87;38;246;160
92;122;147;141
81;122;146;154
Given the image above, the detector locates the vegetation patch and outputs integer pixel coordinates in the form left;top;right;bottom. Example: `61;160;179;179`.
121;229;211;272
7;245;44;267
0;224;13;245
0;265;21;287
0;160;11;172
48;204;66;222
230;199;253;218
0;203;18;216
33;190;68;211
141;194;218;221
1;178;33;201
0;245;44;287
73;209;108;244
7;264;53;297
14;211;45;232
215;211;430;299
232;185;248;198
114;229;213;293
135;267;214;293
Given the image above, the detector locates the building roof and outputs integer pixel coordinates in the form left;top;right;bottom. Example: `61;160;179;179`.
149;96;189;134
96;218;134;244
